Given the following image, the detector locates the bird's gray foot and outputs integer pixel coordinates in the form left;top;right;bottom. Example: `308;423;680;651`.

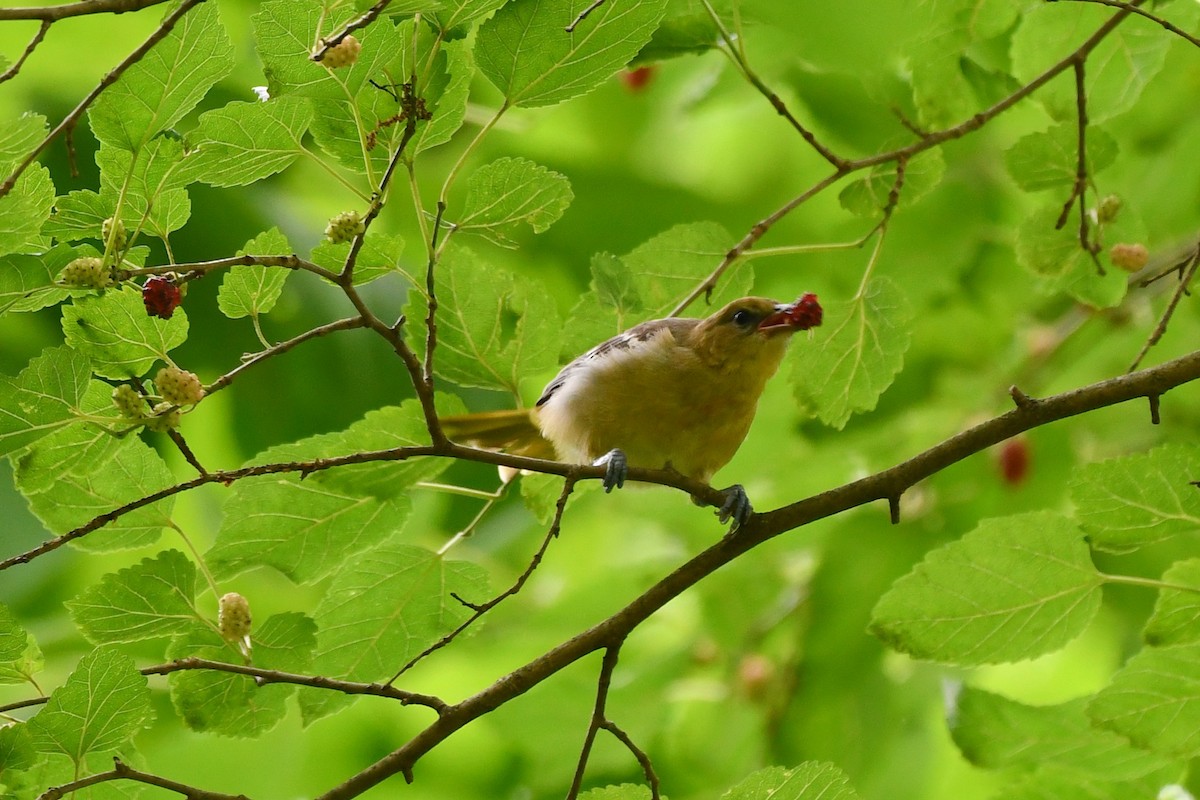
717;484;752;528
594;449;628;493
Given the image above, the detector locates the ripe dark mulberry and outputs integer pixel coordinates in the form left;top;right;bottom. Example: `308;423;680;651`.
143;275;182;319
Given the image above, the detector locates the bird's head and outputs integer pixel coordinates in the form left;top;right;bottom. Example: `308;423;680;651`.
688;294;822;374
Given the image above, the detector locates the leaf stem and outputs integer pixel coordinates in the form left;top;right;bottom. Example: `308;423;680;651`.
1099;572;1200;595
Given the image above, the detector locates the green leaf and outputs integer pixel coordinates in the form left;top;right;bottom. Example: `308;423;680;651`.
169;613;315;737
457;157;573;246
870;511;1103;665
0;604;43;685
1145;559;1200;646
1014;203;1134;308
561;221;754;359
96;137;192;239
721;762;862;800
413;39;473;154
434;0;509;31
0;114;54;258
0;723;36;777
61;286;189;378
310;231;407;286
312;544;487;681
208;478;411;583
406;244;561;395
11;379;124;493
1088;642;1200;758
1005;123;1118;192
217;228;293;319
1070;444;1200;552
315;398;464;499
838;147;945;217
1012;3;1199;123
632;12;720;64
477;0;669;108
187;98;313;187
0;345;91;458
254;0;365;98
89;2;233;150
28;649;153;764
0;167;53;259
791;277;911;429
20;435;175;550
950;686;1174;781
66;550;200;644
579;786;652;800
0;247;74;315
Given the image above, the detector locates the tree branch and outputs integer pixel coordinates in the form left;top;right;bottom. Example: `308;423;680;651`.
0;21;51;84
0;0;206;199
311;347;1200;800
0;0;169;22
36;757;250;800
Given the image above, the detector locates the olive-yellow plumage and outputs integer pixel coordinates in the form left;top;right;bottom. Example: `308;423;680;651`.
442;295;819;525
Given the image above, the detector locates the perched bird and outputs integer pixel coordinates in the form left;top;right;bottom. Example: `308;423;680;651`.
443;294;823;527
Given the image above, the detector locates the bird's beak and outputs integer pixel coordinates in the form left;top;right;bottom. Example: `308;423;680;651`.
757;292;823;334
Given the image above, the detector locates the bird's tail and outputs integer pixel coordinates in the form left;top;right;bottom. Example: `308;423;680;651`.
441;409;555;482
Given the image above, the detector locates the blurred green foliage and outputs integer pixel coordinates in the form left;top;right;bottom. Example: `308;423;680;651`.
2;1;1200;799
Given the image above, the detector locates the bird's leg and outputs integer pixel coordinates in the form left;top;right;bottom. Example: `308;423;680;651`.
716;484;752;529
593;448;628;493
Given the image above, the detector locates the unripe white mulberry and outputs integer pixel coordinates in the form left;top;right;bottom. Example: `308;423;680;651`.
320;35;360;69
60;257;112;289
325;210;365;243
155;366;205;406
112;384;147;420
145;402;181;432
1110;242;1149;272
218;592;252;642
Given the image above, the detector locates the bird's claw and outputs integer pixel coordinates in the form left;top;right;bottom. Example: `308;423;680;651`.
595;449;627;493
717;484;752;529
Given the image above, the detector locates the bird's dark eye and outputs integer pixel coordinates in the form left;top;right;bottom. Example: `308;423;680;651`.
730;309;756;327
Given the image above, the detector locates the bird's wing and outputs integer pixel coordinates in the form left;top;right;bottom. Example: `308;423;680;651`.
535;317;698;407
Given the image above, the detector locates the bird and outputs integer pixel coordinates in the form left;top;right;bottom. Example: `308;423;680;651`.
442;293;823;527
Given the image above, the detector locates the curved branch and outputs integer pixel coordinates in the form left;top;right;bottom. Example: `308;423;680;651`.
0;0;169;22
313;348;1200;800
37;757;249;800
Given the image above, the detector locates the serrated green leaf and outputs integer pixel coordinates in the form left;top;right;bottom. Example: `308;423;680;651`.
0;113;46;171
0;247;74;315
0;166;53;259
457;157;573;246
0;604;43;685
89;2;233;150
0;345;91;457
414;39;473;154
632;12;719;64
838;148;944;217
169;613;315;737
208;479;411;583
1005;123;1118;192
721;762;862;800
11;380;124;493
870;511;1103;665
1071;444;1200;552
311;231;407;286
477;0;669;108
791;277;911;429
312;544;486;681
28;650;152;764
217;228;292;319
20;434;174;550
1012;3;1199;123
1145;559;1200;646
1088;642;1200;758
96;137;192;240
0;723;36;777
187;98;313;187
66;550;201;645
44;190;110;242
254;0;367;98
950;686;1174;781
578;785;652;800
407;244;561;395
61;286;189;379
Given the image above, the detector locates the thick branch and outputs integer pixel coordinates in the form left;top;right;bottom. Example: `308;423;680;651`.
313;348;1200;800
0;0;169;21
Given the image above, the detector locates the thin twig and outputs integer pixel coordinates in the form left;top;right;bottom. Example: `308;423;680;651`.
1052;0;1200;48
0;0;169;21
564;0;606;32
1054;59;1103;271
389;478;577;683
36;757;250;800
0;20;51;84
0;0;206;200
205;317;369;396
1128;245;1200;372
